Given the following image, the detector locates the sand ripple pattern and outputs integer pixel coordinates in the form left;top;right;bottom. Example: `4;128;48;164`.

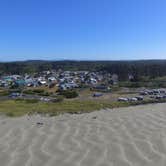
1;103;166;165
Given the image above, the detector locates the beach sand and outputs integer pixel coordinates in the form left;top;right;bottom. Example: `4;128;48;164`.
1;103;166;166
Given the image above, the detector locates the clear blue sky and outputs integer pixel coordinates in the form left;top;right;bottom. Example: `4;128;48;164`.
0;0;166;61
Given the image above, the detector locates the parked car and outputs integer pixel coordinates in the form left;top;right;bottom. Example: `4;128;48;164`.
9;93;21;98
92;93;103;97
40;97;51;102
149;95;156;99
135;96;143;101
118;97;128;102
139;91;148;95
155;95;163;99
129;97;138;102
147;90;154;95
159;89;166;94
153;89;160;94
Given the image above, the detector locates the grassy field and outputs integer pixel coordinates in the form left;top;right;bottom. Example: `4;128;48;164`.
0;98;166;117
0;86;165;117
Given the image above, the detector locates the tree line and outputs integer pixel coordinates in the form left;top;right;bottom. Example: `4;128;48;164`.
0;60;166;81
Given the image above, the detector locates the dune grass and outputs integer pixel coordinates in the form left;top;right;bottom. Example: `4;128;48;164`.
0;100;110;117
0;99;165;117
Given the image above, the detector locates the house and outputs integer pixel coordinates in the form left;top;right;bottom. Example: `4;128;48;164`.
111;74;118;85
38;80;47;85
89;78;97;85
11;75;21;80
0;80;8;87
25;78;37;87
15;79;26;86
128;74;134;81
38;77;47;85
59;82;79;90
48;77;56;82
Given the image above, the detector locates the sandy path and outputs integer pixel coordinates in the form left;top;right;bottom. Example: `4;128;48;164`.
1;103;166;166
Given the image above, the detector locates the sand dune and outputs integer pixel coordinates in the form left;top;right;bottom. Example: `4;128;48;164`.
1;103;166;166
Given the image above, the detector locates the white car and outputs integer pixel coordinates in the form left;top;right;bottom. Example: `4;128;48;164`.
118;97;128;102
40;97;50;102
129;97;138;102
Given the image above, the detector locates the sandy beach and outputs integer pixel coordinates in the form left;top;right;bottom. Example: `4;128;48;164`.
1;103;166;166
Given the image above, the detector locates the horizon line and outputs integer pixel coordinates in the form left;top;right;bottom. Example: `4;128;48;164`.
1;58;166;63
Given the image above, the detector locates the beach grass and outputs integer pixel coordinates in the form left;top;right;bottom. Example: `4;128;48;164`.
0;98;166;117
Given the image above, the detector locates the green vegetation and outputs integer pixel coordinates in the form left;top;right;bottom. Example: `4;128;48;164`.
1;60;166;117
0;90;9;96
23;89;53;96
15;98;39;103
0;98;166;117
1;60;166;81
119;76;166;88
23;89;44;94
58;90;79;98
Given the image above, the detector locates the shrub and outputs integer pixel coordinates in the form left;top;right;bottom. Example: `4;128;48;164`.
59;90;78;98
32;89;45;93
23;89;52;96
119;82;142;88
0;90;10;96
9;89;22;93
23;90;34;94
6;112;15;117
42;92;49;96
